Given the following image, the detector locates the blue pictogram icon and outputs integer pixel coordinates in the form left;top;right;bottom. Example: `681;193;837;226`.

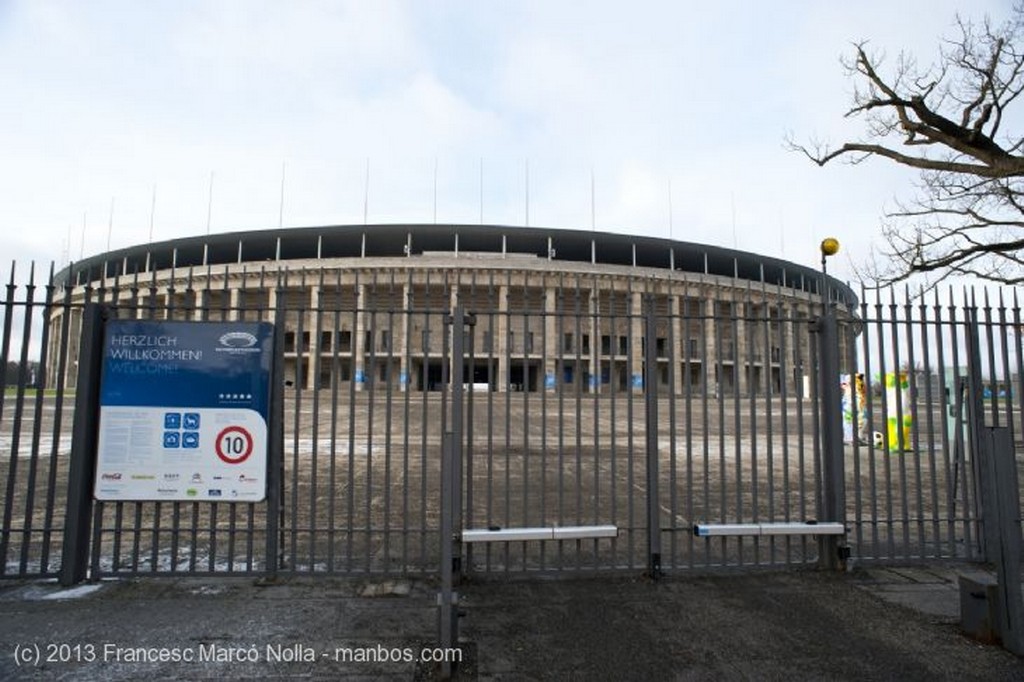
183;413;201;430
164;413;181;429
182;432;200;449
163;432;181;448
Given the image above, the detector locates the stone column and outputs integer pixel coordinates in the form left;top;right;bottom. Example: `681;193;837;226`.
228;286;241;322
589;290;600;394
306;285;321;390
192;289;205;321
544;284;557;391
497;285;509;392
400;283;411;392
631;290;643;393
354;283;366;391
671;294;683;396
735;298;748;395
704;295;717;397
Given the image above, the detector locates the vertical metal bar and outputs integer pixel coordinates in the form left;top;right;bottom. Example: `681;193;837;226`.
747;285;760;566
903;288;926;558
484;271;496;573
779;299;792;565
875;288;894;558
6;265;38;574
503;270;512;572
41;270;74;574
59;302;105;586
346;273;359;571
402;270;412;571
732;290;743;566
464;278;476;574
700;283;711;568
931;288;954;557
382;275;396;573
644;295;661;578
19;265;56;574
859;286;876;559
965;301;988;560
327;269;342;572
591;275;602;569
450;305;465;582
364;273;378;573
761;288;775;564
681;287;693;570
668;286;681;569
438;431;457;678
309;269;324;573
714;298;728;564
948;289;975;558
917;290;940;558
419;271;430;570
626;284;636;569
264;276;285;579
889;288;911;556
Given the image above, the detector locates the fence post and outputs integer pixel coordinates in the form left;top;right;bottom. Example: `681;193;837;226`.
816;297;847;571
438;431;458;679
965;307;988;560
59;302;106;586
644;296;662;578
264;294;285;581
977;426;1024;655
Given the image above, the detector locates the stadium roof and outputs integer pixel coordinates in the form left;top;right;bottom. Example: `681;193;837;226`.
57;223;856;305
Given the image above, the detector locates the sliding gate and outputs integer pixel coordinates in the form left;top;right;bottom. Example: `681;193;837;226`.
2;264;1021;581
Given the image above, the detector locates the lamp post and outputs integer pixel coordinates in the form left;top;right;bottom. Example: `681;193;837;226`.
817;236;847;570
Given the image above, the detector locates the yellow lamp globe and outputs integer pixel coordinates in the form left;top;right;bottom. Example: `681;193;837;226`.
820;237;840;257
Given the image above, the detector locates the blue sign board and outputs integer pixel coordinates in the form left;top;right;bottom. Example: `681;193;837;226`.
94;320;274;502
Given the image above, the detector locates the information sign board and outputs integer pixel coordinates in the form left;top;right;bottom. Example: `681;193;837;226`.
93;320;274;502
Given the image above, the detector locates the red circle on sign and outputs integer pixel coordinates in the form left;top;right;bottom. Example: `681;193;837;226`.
215;426;253;464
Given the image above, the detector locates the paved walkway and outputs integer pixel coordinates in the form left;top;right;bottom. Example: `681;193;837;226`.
0;564;1021;680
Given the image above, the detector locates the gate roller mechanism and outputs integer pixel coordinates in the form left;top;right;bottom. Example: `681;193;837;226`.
462;525;619;543
693;522;845;537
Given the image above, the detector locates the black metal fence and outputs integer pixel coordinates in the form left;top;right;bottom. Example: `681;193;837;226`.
1;262;1021;581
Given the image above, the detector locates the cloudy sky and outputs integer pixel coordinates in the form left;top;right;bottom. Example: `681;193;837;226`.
0;0;1013;286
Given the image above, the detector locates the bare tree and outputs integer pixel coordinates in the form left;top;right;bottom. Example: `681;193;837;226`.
789;5;1024;288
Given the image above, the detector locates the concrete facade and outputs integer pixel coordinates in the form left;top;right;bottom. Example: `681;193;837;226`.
49;224;857;395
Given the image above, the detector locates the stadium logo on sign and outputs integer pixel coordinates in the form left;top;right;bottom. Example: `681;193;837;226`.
217;332;260;354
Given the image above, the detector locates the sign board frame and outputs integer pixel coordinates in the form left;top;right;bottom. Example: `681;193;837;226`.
93;319;275;503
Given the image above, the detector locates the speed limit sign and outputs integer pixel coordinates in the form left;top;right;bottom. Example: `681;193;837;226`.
216;425;254;464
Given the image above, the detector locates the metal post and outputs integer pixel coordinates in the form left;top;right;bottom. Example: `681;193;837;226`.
438;431;458;678
264;297;285;581
816;264;846;571
965;307;988;560
644;296;662;578
60;302;106;586
450;305;465;581
978;426;1024;655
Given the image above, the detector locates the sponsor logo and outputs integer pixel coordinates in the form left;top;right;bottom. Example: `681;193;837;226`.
130;474;155;480
238;474;258;483
213;476;228;481
208;489;222;497
191;473;203;483
101;472;123;481
156;488;179;495
163;473;180;481
186;488;198;497
98;488;120;495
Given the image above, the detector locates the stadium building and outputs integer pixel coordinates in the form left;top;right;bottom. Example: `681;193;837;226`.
49;224;857;395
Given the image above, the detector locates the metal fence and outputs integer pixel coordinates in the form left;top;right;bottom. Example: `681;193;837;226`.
1;262;1022;581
